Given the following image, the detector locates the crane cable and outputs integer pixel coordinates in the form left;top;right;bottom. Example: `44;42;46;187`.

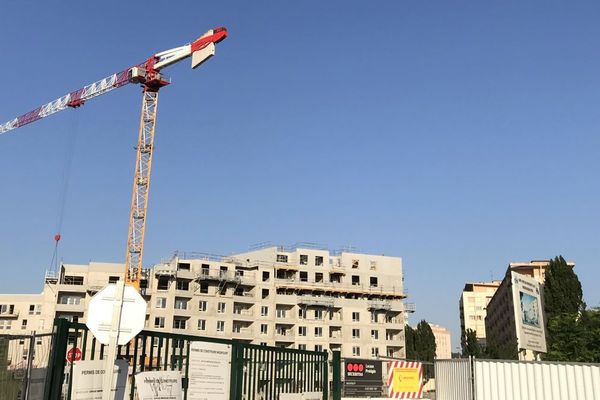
49;112;80;273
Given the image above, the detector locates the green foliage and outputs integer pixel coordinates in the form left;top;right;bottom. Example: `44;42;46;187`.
461;329;481;358
542;255;600;362
544;255;584;318
545;308;600;362
404;321;436;379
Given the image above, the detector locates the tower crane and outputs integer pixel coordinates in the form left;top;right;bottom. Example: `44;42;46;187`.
0;27;228;289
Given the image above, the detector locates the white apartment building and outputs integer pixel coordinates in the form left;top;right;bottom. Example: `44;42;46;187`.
459;281;501;347
0;244;407;359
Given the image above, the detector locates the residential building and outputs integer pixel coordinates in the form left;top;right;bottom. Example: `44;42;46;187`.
429;324;452;359
0;244;407;359
485;260;574;360
459;281;501;347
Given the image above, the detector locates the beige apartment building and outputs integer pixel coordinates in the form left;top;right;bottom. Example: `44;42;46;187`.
459;281;501;347
0;244;407;359
485;260;574;360
429;324;452;359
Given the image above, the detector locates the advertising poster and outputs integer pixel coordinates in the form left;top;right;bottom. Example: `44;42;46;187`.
511;272;547;353
187;341;232;400
136;370;182;400
387;361;423;399
343;358;383;397
71;359;128;400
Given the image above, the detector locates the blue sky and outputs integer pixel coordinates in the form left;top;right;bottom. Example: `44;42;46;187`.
1;1;600;350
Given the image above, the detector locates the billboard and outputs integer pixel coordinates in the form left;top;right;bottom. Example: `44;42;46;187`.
343;358;383;397
511;272;547;353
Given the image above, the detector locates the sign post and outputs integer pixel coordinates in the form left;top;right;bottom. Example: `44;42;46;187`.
86;281;147;400
343;358;383;397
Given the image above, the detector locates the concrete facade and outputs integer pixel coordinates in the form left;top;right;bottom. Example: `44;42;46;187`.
459;281;501;347
0;244;407;359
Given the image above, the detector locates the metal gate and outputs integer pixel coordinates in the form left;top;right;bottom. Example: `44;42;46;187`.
0;332;54;400
44;318;330;400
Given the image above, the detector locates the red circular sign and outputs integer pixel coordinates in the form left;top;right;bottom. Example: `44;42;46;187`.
66;347;82;362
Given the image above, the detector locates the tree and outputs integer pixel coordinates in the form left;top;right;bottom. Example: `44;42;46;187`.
415;320;436;379
543;256;587;362
404;324;417;359
461;329;481;358
544;255;584;318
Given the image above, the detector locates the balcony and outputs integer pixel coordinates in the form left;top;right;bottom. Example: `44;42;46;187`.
274;279;405;298
404;302;416;313
232;309;254;321
275;294;297;305
275;331;295;341
233;292;255;303
0;311;19;318
232;327;252;338
56;303;84;313
368;301;392;311
297;297;335;307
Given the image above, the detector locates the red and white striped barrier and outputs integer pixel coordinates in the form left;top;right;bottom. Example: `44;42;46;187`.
387;361;423;399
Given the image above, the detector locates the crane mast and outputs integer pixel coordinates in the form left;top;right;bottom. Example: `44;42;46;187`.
0;27;228;289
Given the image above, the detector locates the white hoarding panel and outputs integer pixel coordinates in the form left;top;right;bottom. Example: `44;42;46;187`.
136;370;183;400
511;272;547;353
187;341;232;400
474;359;600;400
434;359;472;400
71;359;128;400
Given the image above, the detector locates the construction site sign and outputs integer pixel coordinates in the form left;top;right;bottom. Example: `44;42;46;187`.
187;341;232;400
387;361;423;399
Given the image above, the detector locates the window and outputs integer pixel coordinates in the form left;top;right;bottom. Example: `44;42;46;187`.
174;298;188;310
262;271;270;282
217;302;226;313
260;324;268;335
261;306;268;316
370;261;377;270
315;273;323;282
178;262;190;271
276;254;288;263
300;254;308;265
108;276;120;284
58;295;82;305
260;342;268;347
315;345;323;352
352;312;360;322
276;308;287;318
0;320;12;329
371;347;379;357
352;275;360;286
154;317;165;329
173;318;187;330
315;256;323;266
315;309;323;320
197;319;206;331
370;277;378;287
199;301;207;312
219;266;228;278
28;305;35;315
352;346;361;357
234;288;245;296
315;327;323;337
298;326;306;336
201;264;210;276
298;344;307;350
371;311;377;323
216;321;225;332
262;289;269;299
300;271;308;282
21;320;27;330
63;276;84;285
371;329;379;340
199;283;209;294
155;297;167;308
157;277;169;290
352;259;359;269
352;329;360;338
298;308;306;319
176;279;190;291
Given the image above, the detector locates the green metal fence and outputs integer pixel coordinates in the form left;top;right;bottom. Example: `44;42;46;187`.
45;318;333;400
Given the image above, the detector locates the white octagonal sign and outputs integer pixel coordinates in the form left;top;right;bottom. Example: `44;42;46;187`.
86;284;147;345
